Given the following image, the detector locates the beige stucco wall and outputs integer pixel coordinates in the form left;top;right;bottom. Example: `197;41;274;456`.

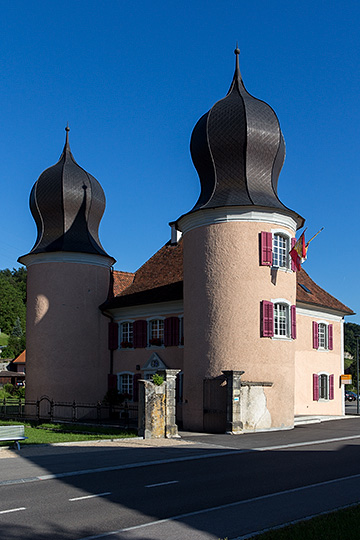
181;217;297;431
295;311;344;415
25;258;111;404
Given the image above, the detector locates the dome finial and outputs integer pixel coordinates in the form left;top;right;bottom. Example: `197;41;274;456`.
65;123;70;146
234;43;241;77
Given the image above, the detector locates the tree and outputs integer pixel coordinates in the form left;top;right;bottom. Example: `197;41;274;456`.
0;268;27;359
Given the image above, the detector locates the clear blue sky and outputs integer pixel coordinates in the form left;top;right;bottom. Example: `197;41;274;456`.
1;1;359;323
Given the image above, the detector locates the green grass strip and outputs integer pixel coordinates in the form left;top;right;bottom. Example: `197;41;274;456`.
0;419;137;445
249;502;360;539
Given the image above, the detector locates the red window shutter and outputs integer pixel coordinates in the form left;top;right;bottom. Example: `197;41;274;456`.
329;374;334;400
313;374;319;401
261;301;274;337
108;322;119;350
291;305;297;339
312;321;319;349
164;317;180;347
133;373;141;402
108;374;117;390
291;237;297;271
133;320;147;348
328;324;333;350
260;232;273;266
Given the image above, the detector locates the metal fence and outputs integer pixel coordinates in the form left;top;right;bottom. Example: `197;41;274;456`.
0;397;138;428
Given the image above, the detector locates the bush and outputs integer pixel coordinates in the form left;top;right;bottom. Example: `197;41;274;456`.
3;383;14;395
152;373;164;386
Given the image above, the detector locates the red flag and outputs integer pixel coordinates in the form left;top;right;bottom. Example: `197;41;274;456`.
290;232;307;271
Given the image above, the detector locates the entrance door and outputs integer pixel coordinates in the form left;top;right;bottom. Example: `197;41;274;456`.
203;377;227;433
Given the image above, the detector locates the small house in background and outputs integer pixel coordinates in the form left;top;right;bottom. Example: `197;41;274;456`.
18;50;354;432
0;351;26;387
9;350;26;375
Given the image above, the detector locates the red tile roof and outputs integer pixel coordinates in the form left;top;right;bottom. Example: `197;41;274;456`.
102;239;353;315
112;271;135;296
13;350;26;364
296;268;354;315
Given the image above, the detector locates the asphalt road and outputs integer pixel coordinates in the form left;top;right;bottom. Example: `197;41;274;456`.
1;418;360;539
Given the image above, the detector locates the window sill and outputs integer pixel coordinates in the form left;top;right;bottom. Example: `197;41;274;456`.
271;266;293;273
272;336;292;341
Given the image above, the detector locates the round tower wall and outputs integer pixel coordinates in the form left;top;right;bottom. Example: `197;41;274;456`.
24;258;111;405
181;218;297;431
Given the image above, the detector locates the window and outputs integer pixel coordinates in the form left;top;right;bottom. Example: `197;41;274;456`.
313;373;334;401
274;303;289;337
260;231;296;270
118;372;133;400
273;234;289;269
312;321;333;350
261;301;296;339
120;322;133;348
149;319;164;346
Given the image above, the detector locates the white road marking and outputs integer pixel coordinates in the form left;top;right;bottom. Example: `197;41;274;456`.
77;471;360;539
69;492;111;502
145;480;178;488
2;433;360;487
0;507;26;515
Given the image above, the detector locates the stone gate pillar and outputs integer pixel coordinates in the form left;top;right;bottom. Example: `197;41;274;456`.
222;370;244;434
159;369;181;438
138;379;166;439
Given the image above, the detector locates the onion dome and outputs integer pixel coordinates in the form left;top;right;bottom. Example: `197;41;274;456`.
28;127;110;257
189;48;302;221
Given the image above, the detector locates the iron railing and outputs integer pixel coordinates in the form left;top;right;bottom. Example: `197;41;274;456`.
0;397;138;428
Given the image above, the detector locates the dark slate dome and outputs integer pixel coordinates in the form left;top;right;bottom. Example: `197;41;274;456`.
28;128;110;257
189;49;302;220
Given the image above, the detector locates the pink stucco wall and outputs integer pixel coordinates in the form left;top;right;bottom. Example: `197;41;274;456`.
295;313;344;415
182;219;297;431
25;259;111;404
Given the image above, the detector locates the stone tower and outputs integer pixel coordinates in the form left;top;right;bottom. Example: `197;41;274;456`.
176;50;304;432
19;128;115;405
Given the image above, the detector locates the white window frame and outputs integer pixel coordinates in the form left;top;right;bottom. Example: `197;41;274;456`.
148;318;165;347
272;230;291;270
317;321;330;351
117;371;134;401
119;321;134;349
318;371;330;400
272;298;291;339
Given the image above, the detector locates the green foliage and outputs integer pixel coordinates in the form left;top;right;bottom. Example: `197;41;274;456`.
0;332;9;346
152;373;164;386
3;383;14;395
1;383;24;399
0;268;27;358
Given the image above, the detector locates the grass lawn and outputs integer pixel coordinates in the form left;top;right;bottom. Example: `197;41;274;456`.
249;503;360;539
0;419;137;445
0;333;9;346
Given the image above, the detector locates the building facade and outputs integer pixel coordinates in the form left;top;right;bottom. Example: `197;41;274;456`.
19;51;353;432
